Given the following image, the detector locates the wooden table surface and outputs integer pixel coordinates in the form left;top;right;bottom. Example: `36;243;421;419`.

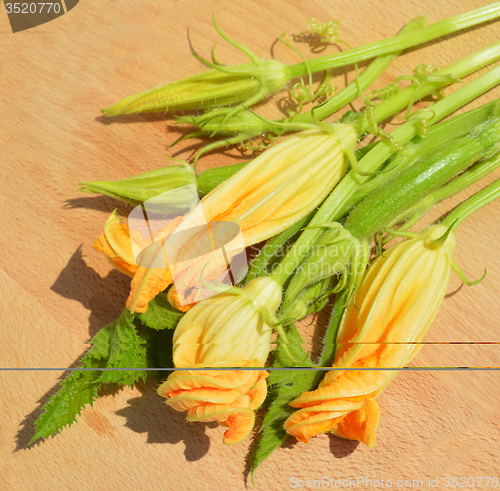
1;1;500;490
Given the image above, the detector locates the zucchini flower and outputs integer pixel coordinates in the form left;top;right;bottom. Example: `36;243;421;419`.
94;123;357;313
195;124;357;246
157;276;282;444
284;224;456;446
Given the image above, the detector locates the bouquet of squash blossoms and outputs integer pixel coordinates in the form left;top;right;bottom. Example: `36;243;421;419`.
30;3;500;476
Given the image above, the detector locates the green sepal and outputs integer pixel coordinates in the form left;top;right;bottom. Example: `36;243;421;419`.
196;161;249;197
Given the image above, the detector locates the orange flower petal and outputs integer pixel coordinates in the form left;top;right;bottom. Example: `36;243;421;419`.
158;360;267;444
167;286;196;312
333;398;380;448
92;210;139;276
126;216;183;313
221;410;256;445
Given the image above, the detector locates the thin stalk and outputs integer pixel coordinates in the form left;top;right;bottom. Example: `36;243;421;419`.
183;17;426;138
292;39;500;132
443;177;500;228
186;39;500;140
285;3;500;78
270;64;500;286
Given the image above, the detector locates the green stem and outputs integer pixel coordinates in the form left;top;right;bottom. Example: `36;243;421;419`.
391;152;500;228
291;15;427;123
270;65;500;286
319;289;352;367
344;118;500;238
360;41;500;133
285;3;500;79
245;211;314;283
443;177;500;228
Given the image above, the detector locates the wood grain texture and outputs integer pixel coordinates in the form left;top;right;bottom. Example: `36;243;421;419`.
1;0;500;490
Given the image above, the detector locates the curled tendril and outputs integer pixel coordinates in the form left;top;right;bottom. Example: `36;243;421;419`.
413;63;440;77
288;71;335;118
364;99;405;152
240;132;281;152
278;33;335;118
353;62;404;153
294;18;344;44
358;63;459;151
367;81;400;101
413;109;435;138
400;64;460;120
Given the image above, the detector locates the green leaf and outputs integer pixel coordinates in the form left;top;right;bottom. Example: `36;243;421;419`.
29;324;112;444
86;323;112;360
135;293;183;330
251;325;322;474
29;370;103;445
140;327;175;382
30;309;163;445
97;310;148;385
251;291;350;475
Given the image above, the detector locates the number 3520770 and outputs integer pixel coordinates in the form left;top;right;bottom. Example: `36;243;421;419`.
5;3;62;14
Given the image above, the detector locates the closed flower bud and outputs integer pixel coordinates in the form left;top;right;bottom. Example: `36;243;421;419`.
157;276;282;444
101;59;289;117
80;164;197;213
284;224;455;446
172;276;282;367
193;124;357;246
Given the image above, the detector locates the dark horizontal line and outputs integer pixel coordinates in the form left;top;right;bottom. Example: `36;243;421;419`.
333;342;500;344
1;367;499;371
135;342;500;345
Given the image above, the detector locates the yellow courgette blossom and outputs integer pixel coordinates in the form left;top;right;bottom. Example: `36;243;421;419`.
94;124;357;313
157;276;282;444
284;224;455;446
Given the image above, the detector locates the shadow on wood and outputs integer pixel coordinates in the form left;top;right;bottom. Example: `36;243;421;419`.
50;245;130;337
115;382;217;462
